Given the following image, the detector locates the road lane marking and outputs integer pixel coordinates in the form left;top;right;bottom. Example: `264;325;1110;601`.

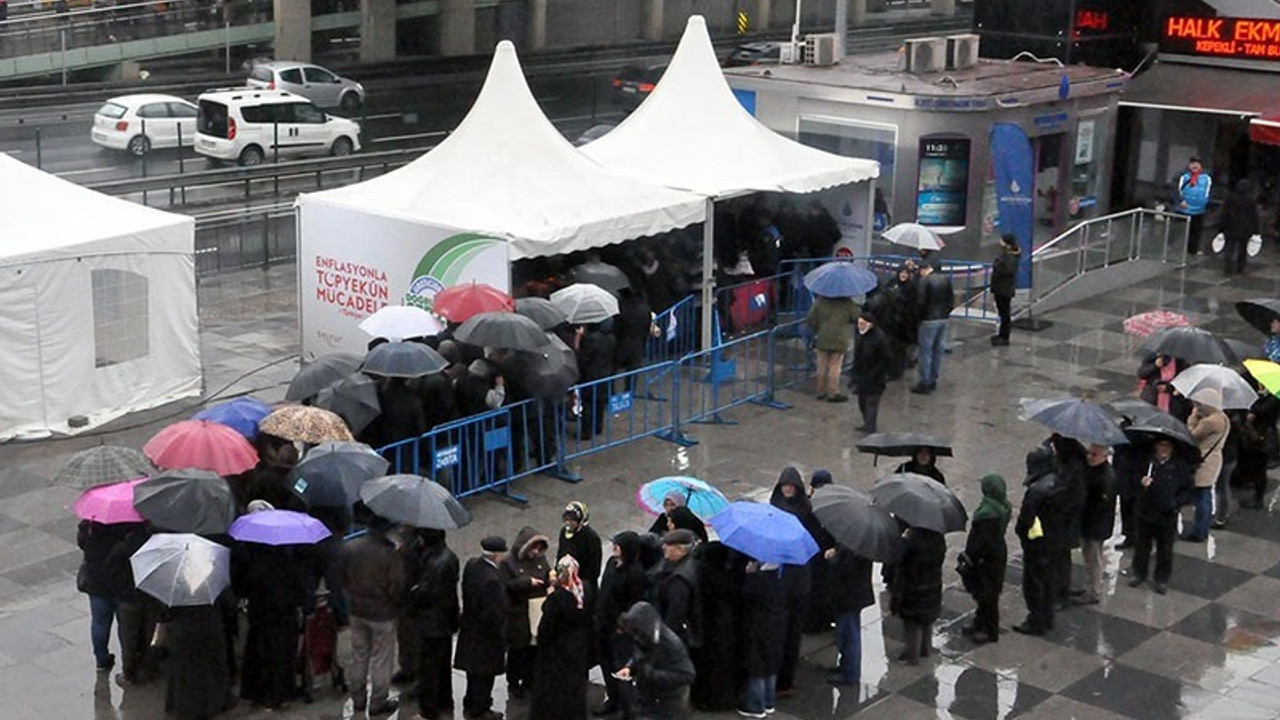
371;131;448;143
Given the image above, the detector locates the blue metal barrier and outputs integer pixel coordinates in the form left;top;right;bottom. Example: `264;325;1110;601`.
645;295;699;366
561;361;680;461
379;405;522;500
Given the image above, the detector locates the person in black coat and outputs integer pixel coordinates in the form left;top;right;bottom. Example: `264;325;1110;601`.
890;526;946;664
233;542;311;709
77;520;138;673
617;602;697;720
409;366;459;432
1112;428;1148;549
556;501;603;610
361;376;427;451
1238;389;1280;508
499;526;552;700
737;561;786;717
803;470;838;635
454;537;509;720
1048;435;1087;608
989;234;1021;345
405;529;460;720
690;541;739;712
962;474;1010;644
111;523;162;686
165;599;235;720
1013;447;1065;636
769;467;819;693
1129;438;1194;594
576;322;617;440
530;556;592;720
614;286;654;374
650;529;701;649
825;545;874;685
881;264;919;379
1221;179;1260;275
595;532;649;717
655;504;709;543
895;447;947;485
1072;445;1115;605
851;313;892;433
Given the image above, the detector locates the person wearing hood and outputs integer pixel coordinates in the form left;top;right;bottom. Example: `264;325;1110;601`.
962;474;1011;644
1071;445;1115;606
851;312;892;433
770;467;820;693
1221;179;1260;275
595;532;649;718
1183;388;1228;542
557;501;603;608
651;529;701;649
1013;447;1063;636
1130;438;1194;594
990;234;1021;346
616;602;696;720
498;526;552;700
530;555;592;720
889;524;946;664
895;447;947;485
455;536;509;720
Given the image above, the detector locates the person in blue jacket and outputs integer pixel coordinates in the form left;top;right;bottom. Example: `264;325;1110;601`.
1175;157;1212;255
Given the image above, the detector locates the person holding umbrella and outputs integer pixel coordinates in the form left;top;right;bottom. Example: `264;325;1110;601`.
1071;445;1116;606
1129;438;1195;594
805;280;860;402
895;447;948;486
890;522;946;664
850;312;892;433
1184;388;1229;542
990;234;1021;346
962;474;1011;644
769;468;820;694
823;542;877;685
736;558;786;719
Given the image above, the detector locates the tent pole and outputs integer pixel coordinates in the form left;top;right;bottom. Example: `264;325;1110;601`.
700;197;716;351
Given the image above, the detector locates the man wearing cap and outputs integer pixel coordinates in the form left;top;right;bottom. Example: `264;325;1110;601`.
652;529;701;649
911;260;954;395
850;312;891;434
454;537;509;720
557;501;603;608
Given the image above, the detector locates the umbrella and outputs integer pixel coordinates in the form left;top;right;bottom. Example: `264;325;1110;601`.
551;283;621;325
855;432;953;458
881;222;945;251
810;485;904;563
229;510;331;546
359;474;472;529
1123;413;1199;457
432;282;515;323
1223;337;1261;365
1123;310;1190;338
1236;298;1280;335
1019;397;1130;446
54;445;153;489
1106;398;1168;425
507;334;580;397
869;473;968;533
143;420;259;476
803;261;879;298
571;259;631;296
708;501;820;565
515;297;569;330
132;469;238;535
286;353;363;402
1141;326;1233;365
454;312;550;352
130;533;231;606
637;476;730;520
73;478;147;524
358;305;445;341
1244;358;1280;395
361;341;448;379
313;372;381;434
289;441;389;507
1171;364;1257;410
192;397;272;439
259;405;354;445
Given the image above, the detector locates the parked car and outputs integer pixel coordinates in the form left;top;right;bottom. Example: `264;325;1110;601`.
91;94;198;157
723;41;781;67
609;63;666;106
246;61;365;111
194;88;362;166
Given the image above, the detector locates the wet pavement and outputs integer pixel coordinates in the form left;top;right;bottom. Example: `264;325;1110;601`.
3;248;1280;720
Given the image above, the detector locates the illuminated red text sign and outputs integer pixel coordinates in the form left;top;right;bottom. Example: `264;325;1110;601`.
1162;15;1280;59
1075;10;1108;31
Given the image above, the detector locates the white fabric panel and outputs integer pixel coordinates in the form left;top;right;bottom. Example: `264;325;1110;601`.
582;16;880;197
298;41;707;260
0;273;48;437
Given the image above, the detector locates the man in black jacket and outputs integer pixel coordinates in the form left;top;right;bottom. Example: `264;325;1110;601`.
1128;438;1194;594
454;536;509;720
617;602;697;720
851;312;892;433
911;260;954;394
405;529;460;720
1013;447;1064;636
651;529;700;649
1072;444;1115;605
990;234;1020;346
825;546;874;685
342;518;407;716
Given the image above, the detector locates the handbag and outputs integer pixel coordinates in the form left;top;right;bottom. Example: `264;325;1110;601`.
527;596;546;646
956;552;978;594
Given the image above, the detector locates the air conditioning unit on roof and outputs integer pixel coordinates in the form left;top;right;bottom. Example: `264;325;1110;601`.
804;33;840;66
946;33;980;70
904;37;947;74
779;40;804;64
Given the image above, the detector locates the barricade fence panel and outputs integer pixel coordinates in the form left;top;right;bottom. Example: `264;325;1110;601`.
560;361;680;461
674;324;776;426
645;295;699;366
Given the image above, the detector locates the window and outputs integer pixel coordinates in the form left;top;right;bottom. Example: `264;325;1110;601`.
799;116;897;229
279;68;304;84
168;102;197;119
240;104;276;123
197;100;228;137
249;66;273;83
97;102;127;119
291;103;325;124
304;67;335;83
92;269;149;368
137;103;170;118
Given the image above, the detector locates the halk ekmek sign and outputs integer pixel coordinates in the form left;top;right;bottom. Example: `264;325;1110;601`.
1161;15;1280;61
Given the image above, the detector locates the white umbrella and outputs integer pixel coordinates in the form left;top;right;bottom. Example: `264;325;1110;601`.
358;305;445;340
1171;364;1258;410
130;533;231;607
551;283;621;324
882;222;945;251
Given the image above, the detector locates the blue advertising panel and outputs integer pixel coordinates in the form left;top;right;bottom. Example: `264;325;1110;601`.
915;137;970;226
989;123;1035;289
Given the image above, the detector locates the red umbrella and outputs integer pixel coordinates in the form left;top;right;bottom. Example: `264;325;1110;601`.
1123;310;1190;338
143;420;259;476
432;282;515;323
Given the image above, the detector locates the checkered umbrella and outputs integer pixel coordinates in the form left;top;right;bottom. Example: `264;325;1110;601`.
54;445;153;490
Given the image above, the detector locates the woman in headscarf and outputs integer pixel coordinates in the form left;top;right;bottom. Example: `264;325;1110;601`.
769;467;820;695
649;490;690;535
595;532;649;718
557;501;602;606
665;506;709;543
962;474;1011;644
530;555;591;720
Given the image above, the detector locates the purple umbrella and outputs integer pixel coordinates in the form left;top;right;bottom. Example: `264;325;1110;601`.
229;510;331;546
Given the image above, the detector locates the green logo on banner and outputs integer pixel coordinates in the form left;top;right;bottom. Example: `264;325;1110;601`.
404;233;502;310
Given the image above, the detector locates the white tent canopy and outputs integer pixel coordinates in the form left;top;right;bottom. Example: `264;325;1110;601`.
299;40;707;261
0;153;200;439
582;15;880;196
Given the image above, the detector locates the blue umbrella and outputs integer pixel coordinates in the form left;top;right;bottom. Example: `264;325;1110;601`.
803;261;879;298
708;501;819;565
637;476;729;520
193;397;272;439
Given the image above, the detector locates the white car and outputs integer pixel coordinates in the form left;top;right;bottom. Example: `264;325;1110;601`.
91;94;198;157
194;88;362;166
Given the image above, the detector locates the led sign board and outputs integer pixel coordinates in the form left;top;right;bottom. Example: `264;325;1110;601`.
1161;15;1280;60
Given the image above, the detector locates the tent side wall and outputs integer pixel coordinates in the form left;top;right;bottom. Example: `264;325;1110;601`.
297;197;511;358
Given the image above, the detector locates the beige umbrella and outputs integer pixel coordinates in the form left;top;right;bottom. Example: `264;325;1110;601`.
258;405;354;445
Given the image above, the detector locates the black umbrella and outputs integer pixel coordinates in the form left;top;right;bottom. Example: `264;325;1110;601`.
54;445;153;489
870;473;968;534
1106;398;1166;425
454;312;550;352
1019;397;1130;446
1222;337;1260;365
359;474;471;529
1141;326;1233;365
289;441;389;507
505;334;580;397
1236;298;1280;336
856;432;953;458
361;341;448;378
571;260;630;296
132;469;238;535
287;353;363;402
514;297;569;330
1123;413;1200;460
811;485;904;562
313;372;381;434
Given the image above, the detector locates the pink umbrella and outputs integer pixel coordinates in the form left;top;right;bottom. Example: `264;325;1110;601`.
143;420;259;476
1123;310;1190;338
73;477;147;524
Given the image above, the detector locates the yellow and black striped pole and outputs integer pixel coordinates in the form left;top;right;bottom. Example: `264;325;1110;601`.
737;10;749;35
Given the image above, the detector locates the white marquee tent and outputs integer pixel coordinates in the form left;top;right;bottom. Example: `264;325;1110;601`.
0;153;200;440
295;40;707;357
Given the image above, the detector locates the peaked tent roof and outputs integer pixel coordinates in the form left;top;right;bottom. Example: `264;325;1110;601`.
582;16;879;197
299;41;706;260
